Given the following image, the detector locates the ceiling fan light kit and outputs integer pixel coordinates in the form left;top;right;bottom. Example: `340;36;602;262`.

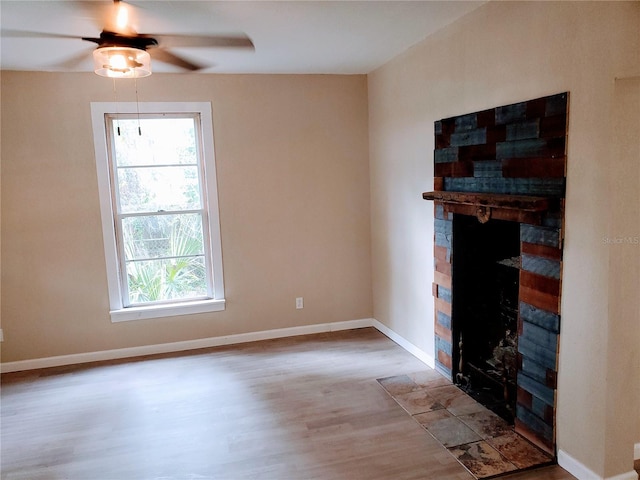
5;0;255;77
93;46;151;78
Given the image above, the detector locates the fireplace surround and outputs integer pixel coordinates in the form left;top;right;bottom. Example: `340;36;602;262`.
423;93;568;455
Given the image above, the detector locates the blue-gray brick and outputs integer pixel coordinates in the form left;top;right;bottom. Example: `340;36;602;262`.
517;372;555;406
435;204;445;220
496;102;527;125
437;311;451;329
522;320;558;352
521;254;561;279
473;160;503;178
434;218;453;235
521;356;549;384
435;232;451;249
435;336;452;356
518;337;557;371
542;213;563;229
437;286;452;303
455;113;478;131
450;128;487;147
520;224;560;248
506;120;540;141
516;404;554;442
444;177;564;196
546;93;568;117
520;302;560;333
496;138;549;159
435;147;459;163
531;396;553;421
444;177;479;192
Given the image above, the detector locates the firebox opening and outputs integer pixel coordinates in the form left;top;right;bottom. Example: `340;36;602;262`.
452;214;520;424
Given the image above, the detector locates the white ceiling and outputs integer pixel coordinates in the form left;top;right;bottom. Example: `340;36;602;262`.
0;1;483;75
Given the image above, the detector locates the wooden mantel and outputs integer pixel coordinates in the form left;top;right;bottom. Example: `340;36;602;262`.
422;191;556;224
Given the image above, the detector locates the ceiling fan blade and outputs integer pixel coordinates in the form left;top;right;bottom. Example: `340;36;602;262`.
52;49;95;70
151;34;254;50
1;29;81;40
150;48;205;71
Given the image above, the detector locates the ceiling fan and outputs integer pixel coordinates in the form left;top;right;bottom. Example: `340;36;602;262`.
6;0;254;77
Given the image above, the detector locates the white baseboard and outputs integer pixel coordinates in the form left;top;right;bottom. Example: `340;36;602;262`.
372;319;435;369
558;450;639;480
0;318;437;374
607;472;640;480
0;318;375;373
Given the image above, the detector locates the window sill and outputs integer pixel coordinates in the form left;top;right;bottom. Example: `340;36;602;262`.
110;299;225;323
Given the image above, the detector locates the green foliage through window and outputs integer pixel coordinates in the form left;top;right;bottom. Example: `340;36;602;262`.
109;114;212;306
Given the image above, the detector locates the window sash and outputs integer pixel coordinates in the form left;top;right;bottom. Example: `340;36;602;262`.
91;102;225;321
104;111;217;308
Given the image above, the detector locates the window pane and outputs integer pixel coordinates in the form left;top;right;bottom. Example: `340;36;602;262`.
112;118;197;166
126;256;207;304
122;214;204;261
117;165;201;213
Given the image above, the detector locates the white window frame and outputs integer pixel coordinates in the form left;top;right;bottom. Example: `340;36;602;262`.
91;102;225;322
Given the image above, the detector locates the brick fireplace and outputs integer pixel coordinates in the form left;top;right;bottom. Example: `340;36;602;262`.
423;93;568;455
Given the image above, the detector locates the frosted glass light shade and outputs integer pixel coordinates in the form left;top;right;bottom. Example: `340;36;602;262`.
93;47;152;78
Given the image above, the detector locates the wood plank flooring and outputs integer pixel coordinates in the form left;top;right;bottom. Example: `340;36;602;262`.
1;328;577;480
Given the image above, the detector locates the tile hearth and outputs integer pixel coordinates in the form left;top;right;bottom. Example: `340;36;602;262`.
377;370;554;479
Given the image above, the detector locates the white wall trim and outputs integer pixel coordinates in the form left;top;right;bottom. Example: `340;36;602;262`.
635;443;640;460
558;450;639;480
0;318;374;373
372;319;435;368
606;472;639;480
0;318;439;374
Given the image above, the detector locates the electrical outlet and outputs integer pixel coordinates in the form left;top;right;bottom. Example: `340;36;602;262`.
295;297;304;309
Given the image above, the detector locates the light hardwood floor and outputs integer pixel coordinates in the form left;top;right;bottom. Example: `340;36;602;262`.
1;328;577;480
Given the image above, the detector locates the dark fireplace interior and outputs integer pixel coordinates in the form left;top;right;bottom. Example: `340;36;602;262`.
452;214;520;424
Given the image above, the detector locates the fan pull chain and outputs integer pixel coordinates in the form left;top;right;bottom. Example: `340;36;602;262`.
135;77;142;136
112;78;121;136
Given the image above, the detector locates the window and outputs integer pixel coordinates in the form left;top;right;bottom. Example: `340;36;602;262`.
91;102;225;322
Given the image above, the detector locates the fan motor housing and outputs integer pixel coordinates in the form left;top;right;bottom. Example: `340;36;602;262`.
82;30;158;51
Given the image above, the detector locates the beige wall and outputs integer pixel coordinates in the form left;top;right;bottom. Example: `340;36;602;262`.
368;1;639;478
1;72;372;361
607;76;640;475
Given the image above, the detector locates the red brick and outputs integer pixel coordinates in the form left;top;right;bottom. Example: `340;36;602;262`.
540;114;567;138
437;349;453;369
435;321;452;344
436;133;451;149
435;297;452;317
476;108;496;128
520;270;561;296
434;245;449;262
434;271;451;289
486;124;507;144
520;285;560;314
517;387;533;409
458;143;496;162
435;258;452;277
525;98;547;119
434;161;473;178
521;241;563;260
